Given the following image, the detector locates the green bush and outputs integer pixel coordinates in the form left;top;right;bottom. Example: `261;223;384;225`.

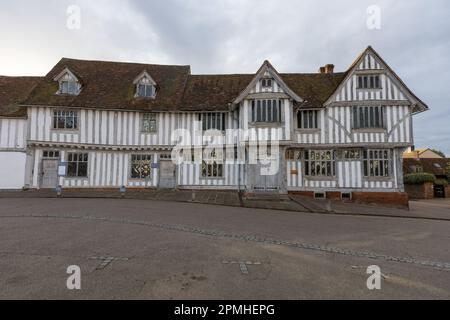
404;173;436;185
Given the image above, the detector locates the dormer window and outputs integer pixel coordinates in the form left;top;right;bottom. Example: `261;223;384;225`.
60;80;78;95
137;83;155;98
134;71;157;99
54;68;81;96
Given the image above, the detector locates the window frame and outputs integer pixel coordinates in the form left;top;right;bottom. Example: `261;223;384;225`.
357;75;382;90
200;113;227;132
251;99;283;123
363;149;391;178
58;80;79;95
304;150;336;178
130;154;153;180
67;153;89;178
352;106;385;130
201;148;224;179
53;109;79;131
137;83;156;98
297;109;319;130
261;78;274;89
42;150;61;160
141;113;158;134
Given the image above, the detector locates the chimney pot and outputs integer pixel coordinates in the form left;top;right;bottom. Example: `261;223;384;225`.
319;64;335;74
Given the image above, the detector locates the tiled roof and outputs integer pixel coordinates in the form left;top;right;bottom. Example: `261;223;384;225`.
0;76;42;118
23;58;191;112
18;58;347;112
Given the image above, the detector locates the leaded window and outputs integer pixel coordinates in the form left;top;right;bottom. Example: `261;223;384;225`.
343;149;362;160
363;149;390;177
304;150;336;177
141;113;157;133
53;110;78;130
131;154;152;179
202;149;224;178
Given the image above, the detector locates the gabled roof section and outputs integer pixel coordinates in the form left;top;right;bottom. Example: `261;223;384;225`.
325;46;429;114
0;76;42;118
53;67;81;83
23;58;191;112
233;60;304;104
133;70;157;86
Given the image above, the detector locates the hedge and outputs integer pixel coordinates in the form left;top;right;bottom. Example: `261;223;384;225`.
404;173;436;185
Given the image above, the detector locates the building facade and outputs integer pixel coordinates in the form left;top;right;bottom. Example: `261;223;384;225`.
0;47;428;203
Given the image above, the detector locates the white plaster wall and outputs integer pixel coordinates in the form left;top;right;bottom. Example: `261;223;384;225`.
0;152;26;189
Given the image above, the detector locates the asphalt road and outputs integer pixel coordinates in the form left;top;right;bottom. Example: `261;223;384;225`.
0;198;449;300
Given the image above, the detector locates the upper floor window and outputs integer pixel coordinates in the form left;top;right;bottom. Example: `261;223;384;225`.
60;80;78;95
141;113;157;133
137;83;156;98
353;106;385;129
134;71;157;99
363;149;390;177
261;78;273;89
304;150;336;177
357;75;381;89
297;110;319;129
53;110;78;130
251;99;282;123
201;113;226;131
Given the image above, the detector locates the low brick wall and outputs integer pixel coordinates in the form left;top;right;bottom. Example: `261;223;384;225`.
404;182;434;200
352;192;409;207
289;191;409;207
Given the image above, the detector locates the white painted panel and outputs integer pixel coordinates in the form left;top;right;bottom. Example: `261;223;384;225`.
0;152;26;189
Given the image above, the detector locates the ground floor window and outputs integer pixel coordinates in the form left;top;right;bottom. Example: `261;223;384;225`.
202;149;224;178
304;150;336;177
67;153;88;178
363;149;390;177
43;150;60;159
131;154;152;179
342;149;362;160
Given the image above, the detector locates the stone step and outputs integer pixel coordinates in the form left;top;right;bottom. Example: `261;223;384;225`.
244;193;291;202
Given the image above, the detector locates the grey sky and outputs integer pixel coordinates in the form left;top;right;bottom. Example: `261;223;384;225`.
0;0;448;154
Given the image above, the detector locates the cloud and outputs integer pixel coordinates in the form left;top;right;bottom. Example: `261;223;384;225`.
0;0;448;154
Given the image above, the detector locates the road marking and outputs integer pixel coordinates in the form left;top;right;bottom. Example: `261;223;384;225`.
222;261;261;275
3;214;450;271
90;256;129;270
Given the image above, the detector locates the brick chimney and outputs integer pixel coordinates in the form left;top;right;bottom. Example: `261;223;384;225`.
319;64;335;74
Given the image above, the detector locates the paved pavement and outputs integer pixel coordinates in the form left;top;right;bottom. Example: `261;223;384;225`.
0;198;449;299
1;189;449;220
